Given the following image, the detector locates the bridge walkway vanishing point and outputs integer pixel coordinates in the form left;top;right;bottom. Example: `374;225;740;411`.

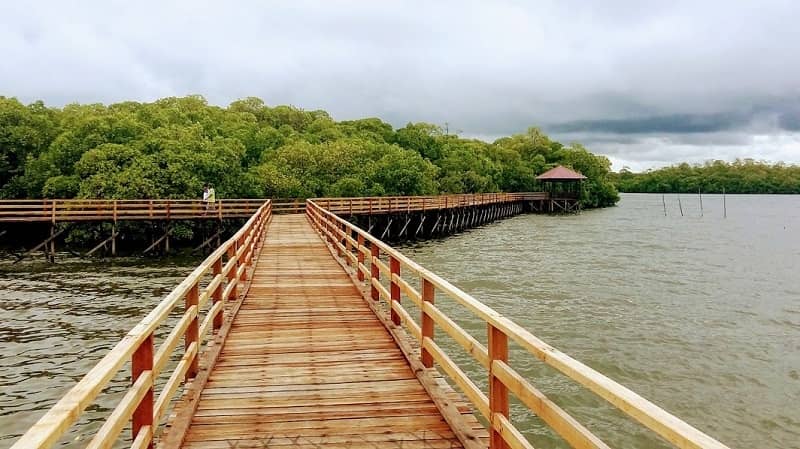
11;195;733;449
171;214;484;448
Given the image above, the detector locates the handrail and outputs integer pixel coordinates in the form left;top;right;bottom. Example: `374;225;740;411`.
0;194;550;222
306;199;731;449
10;200;272;449
310;192;548;215
0;199;267;222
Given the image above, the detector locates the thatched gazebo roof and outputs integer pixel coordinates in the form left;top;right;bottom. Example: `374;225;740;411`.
535;165;587;182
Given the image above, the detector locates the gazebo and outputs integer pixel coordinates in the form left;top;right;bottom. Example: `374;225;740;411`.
535;165;587;212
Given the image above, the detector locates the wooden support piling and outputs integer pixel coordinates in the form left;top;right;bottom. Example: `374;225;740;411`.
111;224;116;256
48;224;56;262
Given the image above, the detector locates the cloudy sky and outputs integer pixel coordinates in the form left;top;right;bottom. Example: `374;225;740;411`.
2;0;799;170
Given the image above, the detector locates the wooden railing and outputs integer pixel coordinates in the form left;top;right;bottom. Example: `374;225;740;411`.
306;199;731;449
0;194;551;222
310;192;548;215
10;201;272;449
0;199;266;222
269;198;306;214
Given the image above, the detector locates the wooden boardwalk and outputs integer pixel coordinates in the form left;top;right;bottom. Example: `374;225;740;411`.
177;215;482;448
11;196;733;449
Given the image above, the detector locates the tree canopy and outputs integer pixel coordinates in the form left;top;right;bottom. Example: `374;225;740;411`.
613;160;800;194
0;95;619;207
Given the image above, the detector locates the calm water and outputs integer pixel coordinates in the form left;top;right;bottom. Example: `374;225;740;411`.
1;194;798;448
0;257;198;448
399;193;800;449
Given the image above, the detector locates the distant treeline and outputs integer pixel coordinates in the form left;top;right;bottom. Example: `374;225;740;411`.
0;95;619;208
613;160;800;194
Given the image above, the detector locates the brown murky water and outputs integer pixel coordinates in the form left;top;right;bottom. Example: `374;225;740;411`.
0;257;198;447
1;194;798;448
399;193;800;449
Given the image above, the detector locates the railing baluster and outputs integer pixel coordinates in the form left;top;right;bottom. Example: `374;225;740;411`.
238;235;248;283
390;256;401;325
345;227;352;266
335;223;343;257
226;244;238;300
370;244;380;301
488;324;509;449
132;334;154;449
357;235;365;282
212;258;223;330
185;284;199;380
421;279;435;368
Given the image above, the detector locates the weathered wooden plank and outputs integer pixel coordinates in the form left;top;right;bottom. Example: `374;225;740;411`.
175;215;477;449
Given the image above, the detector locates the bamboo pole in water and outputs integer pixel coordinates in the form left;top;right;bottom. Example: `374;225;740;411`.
699;188;703;217
723;187;727;218
662;194;667;216
677;193;684;217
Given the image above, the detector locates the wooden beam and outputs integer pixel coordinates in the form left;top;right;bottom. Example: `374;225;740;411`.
14;226;68;263
141;231;168;255
85;231;119;257
192;229;223;252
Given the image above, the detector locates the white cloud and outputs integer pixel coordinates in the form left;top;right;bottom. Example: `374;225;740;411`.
1;0;799;170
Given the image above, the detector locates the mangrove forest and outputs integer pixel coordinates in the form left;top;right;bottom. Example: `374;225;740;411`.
614;160;800;194
0;95;618;206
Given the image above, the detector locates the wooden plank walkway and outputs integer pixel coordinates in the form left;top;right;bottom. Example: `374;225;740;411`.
178;215;475;448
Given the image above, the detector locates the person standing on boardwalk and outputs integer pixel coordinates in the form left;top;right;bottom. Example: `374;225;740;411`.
203;184;216;214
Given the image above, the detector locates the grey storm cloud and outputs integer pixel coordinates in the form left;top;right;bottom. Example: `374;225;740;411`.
1;0;799;170
549;112;752;135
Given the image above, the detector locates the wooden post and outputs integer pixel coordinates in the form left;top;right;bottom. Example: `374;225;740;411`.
335;223;343;257
185;283;199;380
370;244;380;301
238;236;247;283
421;279;435;368
48;224;56;263
488;324;509;449
357;235;365;281
132;333;154;449
662;194;667;216
212;258;224;330
164;222;170;253
111;223;117;256
677;193;684;217
344;227;352;266
390;257;401;325
226;244;238;300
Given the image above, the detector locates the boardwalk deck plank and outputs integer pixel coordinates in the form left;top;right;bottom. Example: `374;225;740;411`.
177;215;482;448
